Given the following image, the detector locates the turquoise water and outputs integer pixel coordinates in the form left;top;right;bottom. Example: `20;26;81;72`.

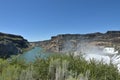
19;47;49;62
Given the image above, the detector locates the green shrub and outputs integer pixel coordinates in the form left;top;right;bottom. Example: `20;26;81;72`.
0;53;120;80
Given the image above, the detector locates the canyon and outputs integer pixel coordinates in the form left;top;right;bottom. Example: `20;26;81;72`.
0;31;120;59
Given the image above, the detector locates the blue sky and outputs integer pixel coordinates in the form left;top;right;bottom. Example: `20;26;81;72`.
0;0;120;41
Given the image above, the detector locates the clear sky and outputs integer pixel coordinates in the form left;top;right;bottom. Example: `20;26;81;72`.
0;0;120;41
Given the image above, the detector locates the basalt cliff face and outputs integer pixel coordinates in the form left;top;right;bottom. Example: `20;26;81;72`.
0;32;30;58
35;31;120;53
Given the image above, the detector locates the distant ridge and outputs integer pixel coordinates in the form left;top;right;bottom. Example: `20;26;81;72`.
33;31;120;53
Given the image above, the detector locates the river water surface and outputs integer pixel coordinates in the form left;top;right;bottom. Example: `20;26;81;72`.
19;47;49;62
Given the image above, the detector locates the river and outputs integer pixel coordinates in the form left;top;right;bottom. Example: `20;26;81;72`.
19;47;50;62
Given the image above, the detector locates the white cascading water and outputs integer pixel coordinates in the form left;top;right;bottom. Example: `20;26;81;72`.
73;42;120;71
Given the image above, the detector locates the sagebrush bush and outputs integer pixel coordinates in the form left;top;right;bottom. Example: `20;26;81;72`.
0;53;120;80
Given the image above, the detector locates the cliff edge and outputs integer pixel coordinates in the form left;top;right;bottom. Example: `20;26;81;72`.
0;32;30;58
35;31;120;53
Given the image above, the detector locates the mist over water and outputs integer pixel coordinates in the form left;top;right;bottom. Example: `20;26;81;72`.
63;41;120;71
20;41;120;71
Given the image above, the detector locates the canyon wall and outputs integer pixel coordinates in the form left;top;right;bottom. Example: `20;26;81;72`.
0;32;30;58
35;31;120;53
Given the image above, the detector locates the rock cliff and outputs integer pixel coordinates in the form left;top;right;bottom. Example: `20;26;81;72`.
35;31;120;53
0;32;30;58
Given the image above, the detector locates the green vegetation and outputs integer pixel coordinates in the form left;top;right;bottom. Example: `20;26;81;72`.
0;54;120;80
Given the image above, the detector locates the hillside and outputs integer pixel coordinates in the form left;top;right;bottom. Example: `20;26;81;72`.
0;32;30;58
34;31;120;53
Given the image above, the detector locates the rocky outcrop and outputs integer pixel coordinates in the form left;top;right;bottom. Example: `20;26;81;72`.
0;32;30;58
35;31;120;53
